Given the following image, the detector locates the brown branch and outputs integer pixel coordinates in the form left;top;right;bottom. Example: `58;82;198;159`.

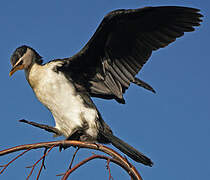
36;148;47;180
57;147;81;177
19;119;62;136
69;147;80;169
61;154;140;180
0;140;143;180
106;158;114;180
0;147;33;174
26;144;56;180
61;155;113;180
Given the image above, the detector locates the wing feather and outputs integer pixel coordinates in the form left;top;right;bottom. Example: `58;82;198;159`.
58;6;202;103
114;59;135;81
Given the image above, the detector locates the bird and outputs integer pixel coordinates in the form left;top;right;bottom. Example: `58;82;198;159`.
9;6;202;166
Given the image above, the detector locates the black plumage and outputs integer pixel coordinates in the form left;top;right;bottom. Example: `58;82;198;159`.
11;45;42;66
57;6;202;103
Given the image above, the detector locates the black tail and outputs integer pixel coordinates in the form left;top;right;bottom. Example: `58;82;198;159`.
100;131;153;166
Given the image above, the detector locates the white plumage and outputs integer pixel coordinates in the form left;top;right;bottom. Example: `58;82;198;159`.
25;60;98;139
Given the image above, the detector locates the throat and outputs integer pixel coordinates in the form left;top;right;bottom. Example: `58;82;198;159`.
25;62;43;89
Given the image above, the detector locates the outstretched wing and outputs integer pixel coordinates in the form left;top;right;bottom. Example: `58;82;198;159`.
58;6;202;103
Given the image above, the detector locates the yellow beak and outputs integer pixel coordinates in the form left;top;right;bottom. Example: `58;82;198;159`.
9;64;24;76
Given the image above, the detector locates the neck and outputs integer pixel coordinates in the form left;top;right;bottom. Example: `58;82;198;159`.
25;62;42;89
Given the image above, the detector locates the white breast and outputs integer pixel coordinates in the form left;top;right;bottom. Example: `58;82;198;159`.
26;62;98;139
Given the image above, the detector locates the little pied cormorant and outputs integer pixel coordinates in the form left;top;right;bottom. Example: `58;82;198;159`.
9;6;202;166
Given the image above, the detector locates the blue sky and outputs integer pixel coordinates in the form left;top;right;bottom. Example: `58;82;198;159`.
0;0;209;179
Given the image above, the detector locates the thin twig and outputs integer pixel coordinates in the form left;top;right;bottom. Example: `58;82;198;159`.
106;158;114;180
26;145;56;180
69;147;80;169
56;147;80;177
36;148;48;180
61;154;107;180
61;154;142;180
19;119;62;136
0;147;33;174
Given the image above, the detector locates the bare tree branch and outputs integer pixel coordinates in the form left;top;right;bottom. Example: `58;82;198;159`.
106;158;114;180
62;155;121;180
36;148;48;180
0;140;143;180
19;119;62;136
0;147;33;174
26;145;56;180
68;147;80;169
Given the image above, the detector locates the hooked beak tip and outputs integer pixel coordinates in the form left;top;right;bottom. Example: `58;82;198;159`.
9;64;24;77
9;72;13;77
9;67;16;77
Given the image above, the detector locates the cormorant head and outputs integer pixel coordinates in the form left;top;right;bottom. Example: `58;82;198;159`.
9;45;43;76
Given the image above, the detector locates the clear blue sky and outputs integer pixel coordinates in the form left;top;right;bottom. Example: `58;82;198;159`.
0;0;209;179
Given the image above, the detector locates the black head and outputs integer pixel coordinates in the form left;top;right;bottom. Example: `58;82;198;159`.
10;45;42;67
9;45;43;76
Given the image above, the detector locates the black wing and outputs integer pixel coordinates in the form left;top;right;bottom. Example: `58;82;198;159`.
59;6;202;103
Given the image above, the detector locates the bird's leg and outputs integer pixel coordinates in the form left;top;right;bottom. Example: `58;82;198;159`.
60;128;84;151
64;121;92;146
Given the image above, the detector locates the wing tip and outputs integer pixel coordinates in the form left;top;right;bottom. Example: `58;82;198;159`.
116;98;126;104
133;78;156;94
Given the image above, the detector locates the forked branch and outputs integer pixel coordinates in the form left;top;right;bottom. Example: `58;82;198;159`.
0;140;143;180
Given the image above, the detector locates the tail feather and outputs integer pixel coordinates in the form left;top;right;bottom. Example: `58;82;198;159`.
100;131;153;166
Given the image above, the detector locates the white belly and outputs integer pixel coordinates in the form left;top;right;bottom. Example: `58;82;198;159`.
27;63;98;139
